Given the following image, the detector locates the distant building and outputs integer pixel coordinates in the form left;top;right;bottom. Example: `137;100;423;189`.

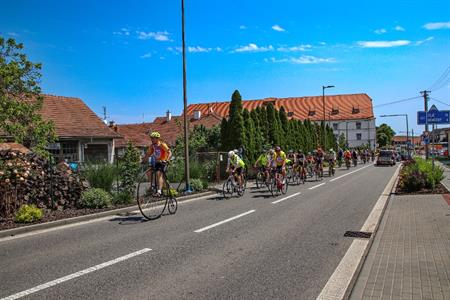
1;94;122;163
392;136;422;148
187;93;376;149
113;110;222;157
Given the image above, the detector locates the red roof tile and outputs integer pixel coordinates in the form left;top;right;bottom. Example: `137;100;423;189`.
0;94;122;139
392;136;422;144
115;114;222;148
186;93;374;121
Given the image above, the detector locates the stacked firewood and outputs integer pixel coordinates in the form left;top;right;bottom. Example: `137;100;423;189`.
0;143;85;219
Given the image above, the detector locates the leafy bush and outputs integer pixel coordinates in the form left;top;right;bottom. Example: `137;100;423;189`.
81;162;118;192
15;204;43;223
79;188;112;208
401;165;426;192
112;191;134;205
415;157;444;189
167;158;217;183
119;143;141;196
190;178;205;192
163;188;179;197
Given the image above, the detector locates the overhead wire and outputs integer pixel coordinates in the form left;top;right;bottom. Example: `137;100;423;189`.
428;65;450;91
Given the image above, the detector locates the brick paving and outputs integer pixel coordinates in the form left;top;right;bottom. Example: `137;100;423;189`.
350;193;450;300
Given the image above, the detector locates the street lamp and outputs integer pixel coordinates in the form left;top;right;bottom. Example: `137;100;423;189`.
380;114;409;157
181;0;191;192
322;85;335;148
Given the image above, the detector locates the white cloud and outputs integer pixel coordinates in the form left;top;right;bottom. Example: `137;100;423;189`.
113;28;130;36
423;22;450;30
272;24;286;32
137;31;170;41
415;36;434;45
357;40;411;48
140;53;152;59
216;47;223;52
234;43;274;53
267;55;336;64
374;28;387;35
239;25;247;30
394;25;405;31
188;46;211;53
277;45;312;52
7;32;19;37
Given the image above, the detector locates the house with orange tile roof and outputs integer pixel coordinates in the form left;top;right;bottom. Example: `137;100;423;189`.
187;93;376;149
1;94;122;163
113;110;222;156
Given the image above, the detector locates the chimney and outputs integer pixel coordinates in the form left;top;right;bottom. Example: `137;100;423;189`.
193;110;202;120
166;110;172;122
108;120;115;127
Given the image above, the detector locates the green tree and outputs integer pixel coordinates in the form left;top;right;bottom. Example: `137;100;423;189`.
376;123;396;147
227;90;245;149
0;37;56;157
338;133;347;149
242;109;256;163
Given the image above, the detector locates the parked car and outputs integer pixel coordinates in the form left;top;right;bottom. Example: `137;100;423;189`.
376;150;395;166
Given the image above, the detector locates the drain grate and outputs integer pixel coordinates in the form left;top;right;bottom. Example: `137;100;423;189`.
344;231;372;239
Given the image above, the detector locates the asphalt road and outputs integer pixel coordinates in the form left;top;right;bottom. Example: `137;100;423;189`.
0;162;397;300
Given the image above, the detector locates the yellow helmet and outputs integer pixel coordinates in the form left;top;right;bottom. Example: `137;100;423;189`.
150;131;161;138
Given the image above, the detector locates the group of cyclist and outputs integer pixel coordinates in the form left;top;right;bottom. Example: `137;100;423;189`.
142;130;374;197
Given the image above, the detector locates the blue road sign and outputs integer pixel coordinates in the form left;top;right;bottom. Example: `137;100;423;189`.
417;105;450;125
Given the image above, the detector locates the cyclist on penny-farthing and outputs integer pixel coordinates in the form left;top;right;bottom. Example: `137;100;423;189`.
144;131;172;197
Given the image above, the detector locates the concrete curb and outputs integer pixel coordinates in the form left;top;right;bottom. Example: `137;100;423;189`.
344;164;402;299
0;190;215;239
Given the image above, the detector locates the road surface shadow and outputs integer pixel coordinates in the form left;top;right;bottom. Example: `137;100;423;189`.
109;216;148;225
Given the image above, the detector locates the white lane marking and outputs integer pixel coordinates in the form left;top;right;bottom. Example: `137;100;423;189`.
329;164;372;182
271;192;301;204
1;248;152;300
194;210;256;233
309;182;326;190
317;164;401;300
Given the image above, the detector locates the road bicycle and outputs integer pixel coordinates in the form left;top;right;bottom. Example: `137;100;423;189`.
223;169;246;198
314;163;324;181
255;167;270;189
327;160;335;176
269;168;288;196
136;164;177;220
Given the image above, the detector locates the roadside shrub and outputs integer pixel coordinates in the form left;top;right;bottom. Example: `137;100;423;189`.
112;191;134;205
15;204;43;223
190;178;205;192
415;157;444;189
401;167;426;192
81;162;117;192
118;142;141;196
163;188;179;197
79;188;112;208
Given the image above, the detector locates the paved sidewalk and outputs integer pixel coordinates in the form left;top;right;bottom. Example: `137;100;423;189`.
350;193;450;299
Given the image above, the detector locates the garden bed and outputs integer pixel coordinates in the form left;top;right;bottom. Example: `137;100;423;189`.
396;158;448;195
0;203;135;231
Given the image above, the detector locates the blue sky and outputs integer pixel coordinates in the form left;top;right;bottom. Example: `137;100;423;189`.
1;0;449;134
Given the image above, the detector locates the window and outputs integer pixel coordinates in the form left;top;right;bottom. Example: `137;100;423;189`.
84;144;108;162
48;141;79;162
352;107;360;114
356;133;362;140
331;108;339;115
356;122;362;130
308;110;315;116
333;123;338;130
287;111;294;117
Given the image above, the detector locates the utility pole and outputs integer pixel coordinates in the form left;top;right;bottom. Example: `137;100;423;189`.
420;90;430;159
181;0;191;192
102;106;107;123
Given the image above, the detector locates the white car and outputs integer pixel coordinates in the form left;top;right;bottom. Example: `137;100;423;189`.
376;150;395;166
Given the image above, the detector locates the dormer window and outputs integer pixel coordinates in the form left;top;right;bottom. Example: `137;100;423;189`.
287;111;294;117
331;108;339;115
308;110;315;116
352;107;360;114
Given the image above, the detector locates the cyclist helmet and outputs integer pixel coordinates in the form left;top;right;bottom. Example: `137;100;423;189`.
275;146;281;151
228;150;235;158
288;149;294;154
150;131;161;138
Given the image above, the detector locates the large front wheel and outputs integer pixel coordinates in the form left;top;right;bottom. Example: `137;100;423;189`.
136;172;167;220
223;178;234;198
